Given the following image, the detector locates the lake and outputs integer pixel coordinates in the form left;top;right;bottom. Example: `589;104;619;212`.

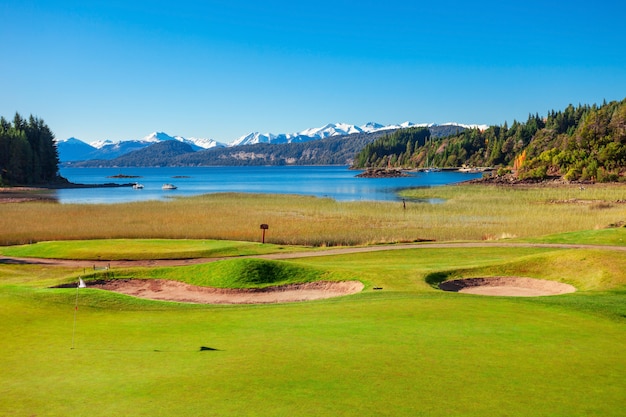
57;166;482;204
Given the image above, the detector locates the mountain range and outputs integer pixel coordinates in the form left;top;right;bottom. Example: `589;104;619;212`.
56;121;487;163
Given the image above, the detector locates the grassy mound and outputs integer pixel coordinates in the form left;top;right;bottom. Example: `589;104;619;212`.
425;249;626;291
184;258;326;288
95;258;329;289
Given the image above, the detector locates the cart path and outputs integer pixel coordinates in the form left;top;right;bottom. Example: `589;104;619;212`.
1;242;625;268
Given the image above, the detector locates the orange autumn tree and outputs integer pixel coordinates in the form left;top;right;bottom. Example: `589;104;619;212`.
513;150;527;172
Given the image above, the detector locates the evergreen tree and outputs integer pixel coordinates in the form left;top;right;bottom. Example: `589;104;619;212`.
0;113;60;185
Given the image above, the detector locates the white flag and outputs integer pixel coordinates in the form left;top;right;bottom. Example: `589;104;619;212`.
78;278;87;288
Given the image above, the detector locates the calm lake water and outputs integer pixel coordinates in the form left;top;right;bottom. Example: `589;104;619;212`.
57;166;482;204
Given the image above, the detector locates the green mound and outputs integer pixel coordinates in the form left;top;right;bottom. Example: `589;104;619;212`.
424;249;626;292
192;258;325;288
110;258;327;289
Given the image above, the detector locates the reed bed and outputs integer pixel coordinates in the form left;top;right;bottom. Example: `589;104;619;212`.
1;184;624;246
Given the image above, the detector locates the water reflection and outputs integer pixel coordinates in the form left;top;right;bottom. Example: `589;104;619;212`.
57;166;481;204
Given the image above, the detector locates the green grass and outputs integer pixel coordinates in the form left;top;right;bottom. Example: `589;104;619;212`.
1;187;625;416
0;238;303;260
518;227;626;246
93;258;335;289
418;249;626;291
1;277;624;416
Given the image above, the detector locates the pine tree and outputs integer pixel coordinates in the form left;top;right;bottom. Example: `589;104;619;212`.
0;113;60;185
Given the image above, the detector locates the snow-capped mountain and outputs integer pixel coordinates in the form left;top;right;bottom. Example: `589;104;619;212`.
226;121;482;147
88;132;222;150
55;137;97;162
57;121;487;163
90;139;114;149
58;132;225;162
230;122;402;147
141;131;223;150
441;122;489;131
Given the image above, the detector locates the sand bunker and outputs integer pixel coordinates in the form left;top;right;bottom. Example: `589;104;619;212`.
90;279;364;304
439;277;576;297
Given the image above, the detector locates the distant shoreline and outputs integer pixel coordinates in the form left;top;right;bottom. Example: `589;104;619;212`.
0;182;134;203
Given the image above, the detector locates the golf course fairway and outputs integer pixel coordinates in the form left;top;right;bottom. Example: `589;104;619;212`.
1;241;625;416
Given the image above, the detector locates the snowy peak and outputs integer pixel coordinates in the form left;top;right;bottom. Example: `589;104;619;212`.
361;122;386;132
56;137;94;146
58;121;485;162
142;131;177;143
231;122;392;147
141;131;223;150
441;122;489;131
91;139;115;149
222;121;484;147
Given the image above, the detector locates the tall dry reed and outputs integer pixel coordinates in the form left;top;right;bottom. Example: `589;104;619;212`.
1;184;624;246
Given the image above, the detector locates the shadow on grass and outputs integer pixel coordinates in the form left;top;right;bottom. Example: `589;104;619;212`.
424;271;456;289
0;257;47;265
69;346;222;353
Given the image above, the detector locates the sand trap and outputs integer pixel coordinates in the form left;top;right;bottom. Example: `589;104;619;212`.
439;277;576;297
89;279;364;304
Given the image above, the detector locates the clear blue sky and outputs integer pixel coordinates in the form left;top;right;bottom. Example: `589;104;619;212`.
2;0;625;144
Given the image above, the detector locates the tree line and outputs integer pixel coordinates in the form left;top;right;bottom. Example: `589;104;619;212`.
352;99;626;182
0;113;60;185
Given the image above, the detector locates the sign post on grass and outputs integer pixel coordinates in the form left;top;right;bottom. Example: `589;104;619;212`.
260;224;269;244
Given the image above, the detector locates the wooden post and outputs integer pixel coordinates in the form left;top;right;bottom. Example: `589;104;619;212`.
260;224;269;244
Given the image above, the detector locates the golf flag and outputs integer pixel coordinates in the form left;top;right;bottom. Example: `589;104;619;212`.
78;278;87;288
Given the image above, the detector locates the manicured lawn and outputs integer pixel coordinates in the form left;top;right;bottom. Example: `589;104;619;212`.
1;243;624;416
1;286;624;417
0;238;303;260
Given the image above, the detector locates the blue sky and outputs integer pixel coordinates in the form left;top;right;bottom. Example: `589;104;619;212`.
2;0;625;144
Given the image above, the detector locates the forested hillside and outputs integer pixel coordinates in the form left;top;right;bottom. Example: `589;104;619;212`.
353;99;626;182
0;114;60;185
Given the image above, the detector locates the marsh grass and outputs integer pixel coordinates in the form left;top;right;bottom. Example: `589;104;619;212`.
1;184;625;245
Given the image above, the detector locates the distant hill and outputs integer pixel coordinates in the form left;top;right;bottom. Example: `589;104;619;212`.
171;131;392;166
55;138;96;162
57;122;478;164
56;132;222;162
68;125;467;167
82;140;196;167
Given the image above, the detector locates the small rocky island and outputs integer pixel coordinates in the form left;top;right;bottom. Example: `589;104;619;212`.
355;168;410;178
107;174;142;178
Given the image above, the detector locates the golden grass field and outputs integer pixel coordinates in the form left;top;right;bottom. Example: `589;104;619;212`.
1;183;624;246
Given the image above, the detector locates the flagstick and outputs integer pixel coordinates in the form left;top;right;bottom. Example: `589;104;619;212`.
71;280;80;350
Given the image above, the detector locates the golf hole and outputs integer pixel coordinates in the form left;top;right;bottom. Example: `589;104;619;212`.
438;277;576;297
